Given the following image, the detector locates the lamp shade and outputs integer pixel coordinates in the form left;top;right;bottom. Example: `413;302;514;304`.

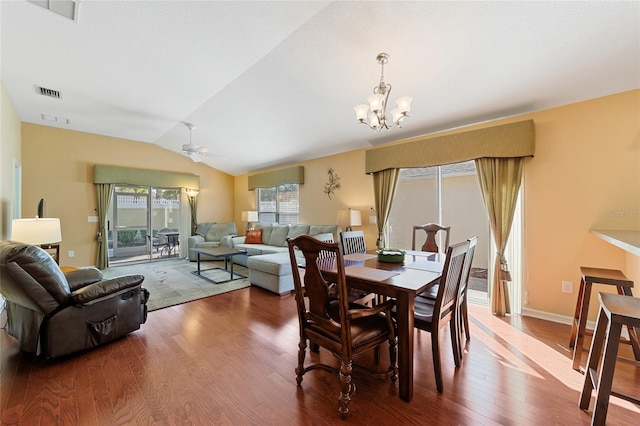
11;218;62;245
349;209;362;227
242;211;258;222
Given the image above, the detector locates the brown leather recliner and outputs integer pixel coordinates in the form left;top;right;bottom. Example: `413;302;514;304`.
0;241;149;358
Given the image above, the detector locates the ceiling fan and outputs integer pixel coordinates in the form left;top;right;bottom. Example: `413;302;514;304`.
180;122;208;162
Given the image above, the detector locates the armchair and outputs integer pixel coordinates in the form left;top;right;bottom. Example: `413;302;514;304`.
0;241;149;358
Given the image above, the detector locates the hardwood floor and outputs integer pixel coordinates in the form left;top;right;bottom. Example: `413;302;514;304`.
1;287;639;425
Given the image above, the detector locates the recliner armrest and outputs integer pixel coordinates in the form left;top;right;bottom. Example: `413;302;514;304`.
72;274;145;304
65;267;104;291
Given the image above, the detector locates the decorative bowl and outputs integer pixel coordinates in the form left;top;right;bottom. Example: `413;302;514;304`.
376;249;406;263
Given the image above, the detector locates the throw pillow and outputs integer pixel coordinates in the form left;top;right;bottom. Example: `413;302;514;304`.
245;229;263;244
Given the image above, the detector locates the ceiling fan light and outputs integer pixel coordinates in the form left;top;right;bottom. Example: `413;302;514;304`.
354;104;369;121
190;153;202;162
367;94;385;113
395;96;413;113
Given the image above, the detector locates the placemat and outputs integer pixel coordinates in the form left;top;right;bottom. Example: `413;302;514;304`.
404;261;444;273
343;253;377;261
345;266;400;281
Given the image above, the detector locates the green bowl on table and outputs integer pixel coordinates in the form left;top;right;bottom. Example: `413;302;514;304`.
376;249;406;263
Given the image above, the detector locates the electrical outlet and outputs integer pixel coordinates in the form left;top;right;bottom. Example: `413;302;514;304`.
68;250;75;258
562;280;573;294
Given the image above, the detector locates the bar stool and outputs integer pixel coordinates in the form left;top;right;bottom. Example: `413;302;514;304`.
569;267;640;371
579;293;640;425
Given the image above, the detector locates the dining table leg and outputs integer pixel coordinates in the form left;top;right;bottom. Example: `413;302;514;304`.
395;292;415;402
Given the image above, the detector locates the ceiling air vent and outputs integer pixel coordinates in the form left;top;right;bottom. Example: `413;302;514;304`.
37;86;61;99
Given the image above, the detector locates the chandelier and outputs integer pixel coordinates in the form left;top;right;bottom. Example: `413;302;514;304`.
354;53;413;131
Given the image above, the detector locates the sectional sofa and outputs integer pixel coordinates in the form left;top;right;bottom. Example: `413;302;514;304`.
220;223;339;294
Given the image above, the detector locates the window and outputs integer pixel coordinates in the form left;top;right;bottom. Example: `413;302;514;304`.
256;184;299;224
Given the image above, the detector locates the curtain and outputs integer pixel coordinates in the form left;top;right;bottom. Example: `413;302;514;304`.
179;188;192;258
187;193;198;235
95;183;114;269
372;169;400;248
475;157;524;316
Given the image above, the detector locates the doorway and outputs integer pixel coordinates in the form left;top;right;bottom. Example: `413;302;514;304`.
108;185;181;264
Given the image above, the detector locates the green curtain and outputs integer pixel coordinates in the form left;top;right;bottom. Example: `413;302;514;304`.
372;169;400;248
96;183;114;269
475;157;524;316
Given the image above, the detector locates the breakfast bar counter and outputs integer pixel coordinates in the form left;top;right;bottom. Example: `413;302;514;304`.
590;229;640;257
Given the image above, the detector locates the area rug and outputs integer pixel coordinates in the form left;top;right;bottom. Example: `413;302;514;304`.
102;259;250;311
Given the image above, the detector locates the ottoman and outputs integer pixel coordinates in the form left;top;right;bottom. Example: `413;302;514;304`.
248;252;298;295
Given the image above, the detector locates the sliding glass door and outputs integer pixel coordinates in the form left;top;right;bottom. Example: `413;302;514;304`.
108;185;181;264
387;161;491;304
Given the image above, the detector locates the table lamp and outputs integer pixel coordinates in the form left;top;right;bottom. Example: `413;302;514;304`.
11;217;62;263
241;211;259;234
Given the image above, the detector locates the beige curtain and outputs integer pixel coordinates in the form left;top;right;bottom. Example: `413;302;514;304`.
475;157;524;316
187;192;198;235
372;169;400;248
179;188;192;258
95;183;114;269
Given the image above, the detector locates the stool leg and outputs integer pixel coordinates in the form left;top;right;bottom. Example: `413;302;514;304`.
573;280;592;371
593;320;622;425
579;307;607;410
620;287;640;361
570;278;587;348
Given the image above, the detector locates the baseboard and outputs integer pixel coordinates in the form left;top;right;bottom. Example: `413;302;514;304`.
521;307;629;339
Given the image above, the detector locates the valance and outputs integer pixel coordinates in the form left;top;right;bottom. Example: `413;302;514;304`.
248;166;304;190
365;119;535;174
94;165;199;189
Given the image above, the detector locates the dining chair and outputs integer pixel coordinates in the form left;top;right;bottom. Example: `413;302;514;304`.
412;223;451;253
340;230;367;255
411;240;468;393
339;230;378;307
453;236;477;365
286;234;398;418
418;236;477;366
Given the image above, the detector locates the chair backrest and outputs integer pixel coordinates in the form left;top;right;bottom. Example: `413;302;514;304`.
412;223;451;253
340;230;366;255
0;241;71;313
313;233;335;259
458;236;478;304
287;235;350;355
432;240;468;327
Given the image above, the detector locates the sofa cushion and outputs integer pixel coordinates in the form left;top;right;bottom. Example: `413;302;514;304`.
309;225;339;241
287;224;310;240
268;224;290;247
255;223;272;245
247;252;293;276
245;229;263;244
205;222;237;242
194;222;213;237
235;244;288;256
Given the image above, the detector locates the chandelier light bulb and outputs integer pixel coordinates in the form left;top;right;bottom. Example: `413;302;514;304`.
354;104;369;121
354;53;412;131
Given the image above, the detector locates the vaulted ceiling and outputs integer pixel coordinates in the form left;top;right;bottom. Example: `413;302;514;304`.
2;1;639;175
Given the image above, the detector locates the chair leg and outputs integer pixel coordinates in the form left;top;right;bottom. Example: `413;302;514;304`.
338;359;354;418
462;297;470;341
295;340;307;385
388;337;398;383
579;308;608;411
432;330;444;393
450;312;462;368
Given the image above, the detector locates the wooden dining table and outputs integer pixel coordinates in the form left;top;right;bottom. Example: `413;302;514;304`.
317;250;444;402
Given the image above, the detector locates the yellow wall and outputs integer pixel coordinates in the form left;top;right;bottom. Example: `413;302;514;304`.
20;124;234;266
0;81;22;239
6;81;639;320
234;90;640;320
